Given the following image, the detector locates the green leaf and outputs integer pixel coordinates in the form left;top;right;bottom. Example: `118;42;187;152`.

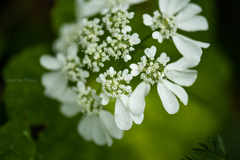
217;134;228;158
198;143;209;150
208;137;217;151
3;44;57;125
0;118;35;160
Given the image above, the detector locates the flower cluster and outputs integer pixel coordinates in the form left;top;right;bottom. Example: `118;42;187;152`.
40;0;210;147
97;67;132;102
79;18;104;48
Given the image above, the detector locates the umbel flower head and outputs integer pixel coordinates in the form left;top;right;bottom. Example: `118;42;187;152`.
40;0;210;147
143;0;210;57
129;46;200;115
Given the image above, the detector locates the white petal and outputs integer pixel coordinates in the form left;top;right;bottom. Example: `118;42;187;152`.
99;110;124;139
67;44;78;57
157;82;179;114
83;0;105;17
159;0;170;14
176;3;202;21
172;35;202;57
143;14;153;26
130;113;144;125
115;97;133;130
177;34;210;48
100;93;110;105
92;115;108;146
75;0;84;21
77;81;86;92
163;80;188;105
124;54;131;62
130;33;141;45
41;71;61;87
77;115;93;141
144;46;156;60
60;103;80;118
56;53;66;64
131;70;140;76
167;0;190;15
60;88;78;104
42;72;68;99
166;69;197;87
40;55;61;70
129;0;147;5
128;81;151;115
178;15;209;31
166;55;200;71
130;64;140;76
152;31;163;43
192;40;210;48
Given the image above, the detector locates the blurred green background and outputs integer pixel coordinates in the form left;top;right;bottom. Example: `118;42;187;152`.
0;0;240;159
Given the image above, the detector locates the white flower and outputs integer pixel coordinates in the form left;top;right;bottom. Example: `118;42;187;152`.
97;67;132;104
82;0;147;17
40;45;89;100
97;67;142;130
102;3;134;34
77;110;124;146
128;46;200;115
59;82;123;146
143;0;210;57
105;31;141;62
79;18;104;48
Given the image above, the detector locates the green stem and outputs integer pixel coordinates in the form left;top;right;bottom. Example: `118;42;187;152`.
140;32;152;44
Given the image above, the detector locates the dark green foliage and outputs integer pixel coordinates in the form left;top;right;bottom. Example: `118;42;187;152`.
51;0;76;32
182;134;229;160
0;118;36;160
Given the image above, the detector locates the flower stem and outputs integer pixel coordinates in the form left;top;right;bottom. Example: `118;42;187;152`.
140;32;152;44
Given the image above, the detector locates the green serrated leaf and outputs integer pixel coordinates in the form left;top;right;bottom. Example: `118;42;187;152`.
198;143;209;150
217;134;228;158
0;118;35;160
208;137;217;151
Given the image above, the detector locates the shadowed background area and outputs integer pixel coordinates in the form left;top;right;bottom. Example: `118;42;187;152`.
0;0;240;160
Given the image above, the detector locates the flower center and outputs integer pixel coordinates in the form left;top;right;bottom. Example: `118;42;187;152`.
99;68;132;99
77;88;103;116
79;18;104;48
63;57;89;82
151;11;178;39
138;53;170;85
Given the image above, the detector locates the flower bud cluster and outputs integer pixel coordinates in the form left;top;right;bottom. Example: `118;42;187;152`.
53;23;81;53
75;83;103;116
97;67;132;100
148;11;178;39
102;3;134;33
62;53;89;82
131;47;170;85
79;18;104;48
83;42;110;72
106;31;139;62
